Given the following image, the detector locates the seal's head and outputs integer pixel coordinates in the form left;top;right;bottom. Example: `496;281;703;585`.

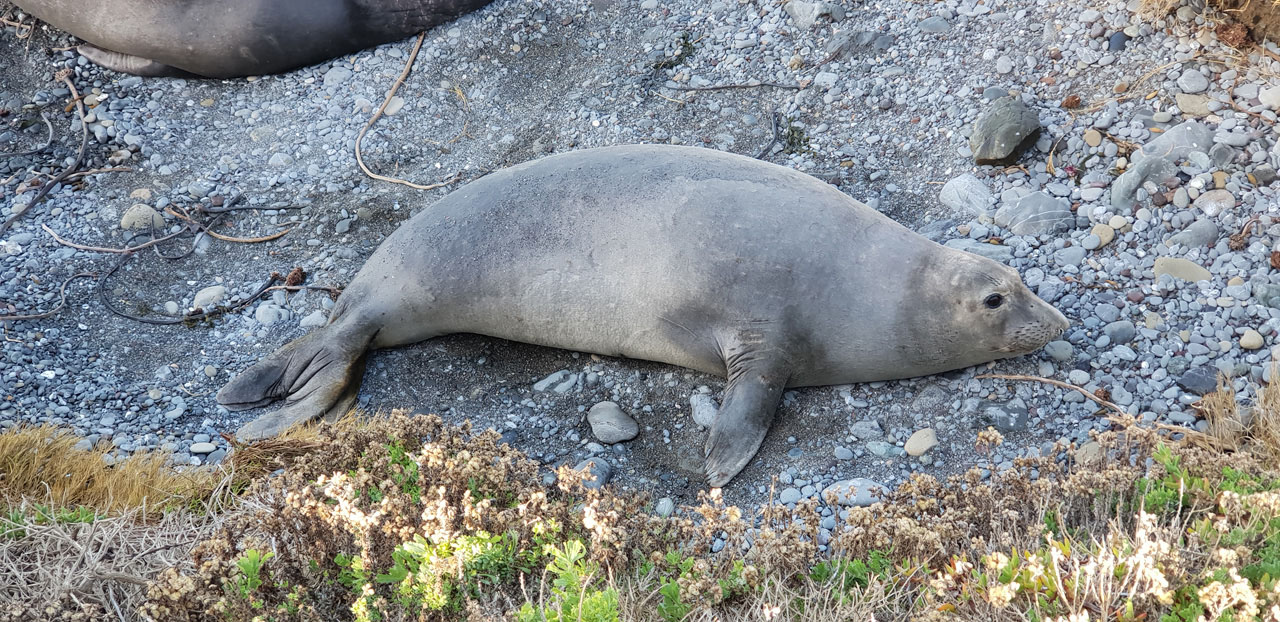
909;250;1069;369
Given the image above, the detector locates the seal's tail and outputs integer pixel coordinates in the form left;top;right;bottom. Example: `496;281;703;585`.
216;320;373;440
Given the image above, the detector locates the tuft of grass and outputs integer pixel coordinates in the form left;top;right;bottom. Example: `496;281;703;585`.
0;424;219;514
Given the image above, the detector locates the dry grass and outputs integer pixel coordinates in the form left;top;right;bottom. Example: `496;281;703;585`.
6;376;1280;621
0;424;220;514
0;498;241;622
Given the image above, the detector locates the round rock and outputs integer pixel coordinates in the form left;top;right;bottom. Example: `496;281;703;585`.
587;401;639;444
905;428;938;456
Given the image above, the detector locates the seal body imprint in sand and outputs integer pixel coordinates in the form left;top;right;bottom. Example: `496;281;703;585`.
218;144;1069;487
11;0;494;78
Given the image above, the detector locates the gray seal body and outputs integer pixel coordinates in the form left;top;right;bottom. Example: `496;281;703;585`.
218;144;1069;487
12;0;492;78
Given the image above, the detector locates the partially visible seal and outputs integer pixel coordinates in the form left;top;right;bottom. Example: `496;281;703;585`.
218;144;1069;487
12;0;494;78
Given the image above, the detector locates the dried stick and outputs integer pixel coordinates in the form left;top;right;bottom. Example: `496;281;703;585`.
43;223;185;254
668;81;802;92
0;71;88;236
98;255;283;326
976;373;1126;417
354;32;462;191
0;272;96;323
755;110;783;160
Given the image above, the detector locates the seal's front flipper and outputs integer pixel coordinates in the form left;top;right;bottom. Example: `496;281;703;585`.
216;323;373;440
76;44;196;78
704;352;790;488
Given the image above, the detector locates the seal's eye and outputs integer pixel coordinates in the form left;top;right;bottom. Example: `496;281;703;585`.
984;294;1004;309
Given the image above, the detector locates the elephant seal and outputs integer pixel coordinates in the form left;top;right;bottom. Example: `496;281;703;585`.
11;0;493;78
218;144;1069;487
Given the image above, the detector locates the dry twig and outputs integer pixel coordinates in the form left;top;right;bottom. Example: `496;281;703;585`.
0;70;88;236
0;272;96;323
354;32;464;191
976;373;1127;419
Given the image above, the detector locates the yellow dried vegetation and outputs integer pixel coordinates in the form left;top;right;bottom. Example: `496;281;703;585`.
8;369;1280;622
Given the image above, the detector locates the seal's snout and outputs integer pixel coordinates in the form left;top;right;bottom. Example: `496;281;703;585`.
1001;293;1070;355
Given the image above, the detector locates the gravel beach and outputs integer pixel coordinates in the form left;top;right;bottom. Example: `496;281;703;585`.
3;0;1280;535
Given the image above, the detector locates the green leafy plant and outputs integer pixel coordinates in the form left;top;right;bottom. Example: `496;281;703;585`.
517;540;619;622
232;549;275;608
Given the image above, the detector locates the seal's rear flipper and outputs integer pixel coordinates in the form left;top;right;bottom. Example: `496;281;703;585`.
217;325;373;440
704;354;790;488
76;44;196;78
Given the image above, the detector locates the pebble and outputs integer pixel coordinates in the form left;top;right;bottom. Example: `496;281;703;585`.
1240;330;1264;350
1089;224;1116;248
1176;69;1209;94
190;442;216;454
904;428;937;456
1165;220;1218;248
533;371;569;392
192;285;227;309
1153;257;1211;283
690;393;719;428
573;458;612;489
299;310;327;328
587;401;639;443
969;96;1041;164
939;174;992;215
918;16;951;32
120;204;163;230
655;497;675;517
1082;129;1102;148
994;191;1071;235
1192;189;1234;216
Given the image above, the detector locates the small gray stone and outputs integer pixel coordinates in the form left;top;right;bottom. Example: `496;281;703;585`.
1104;320;1136;345
268;152;292;167
1192;189;1234;216
323;66;353;87
192;285;227;308
1113;121;1214;210
254;303;289;325
779;487;803;504
690;393;719;428
974;399;1030;432
834;446;854;460
533;370;569;391
572;458;613;489
1165;219;1219;248
919;16;951;32
1177;365;1220;395
784;0;842;29
1176;69;1209;94
994;191;1072;235
939;173;992;215
190;442;216;454
849;420;884;440
1044;340;1073;362
943;238;1014;262
655;497;675;517
587;401;639;443
969;96;1041;164
299;310;327;328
